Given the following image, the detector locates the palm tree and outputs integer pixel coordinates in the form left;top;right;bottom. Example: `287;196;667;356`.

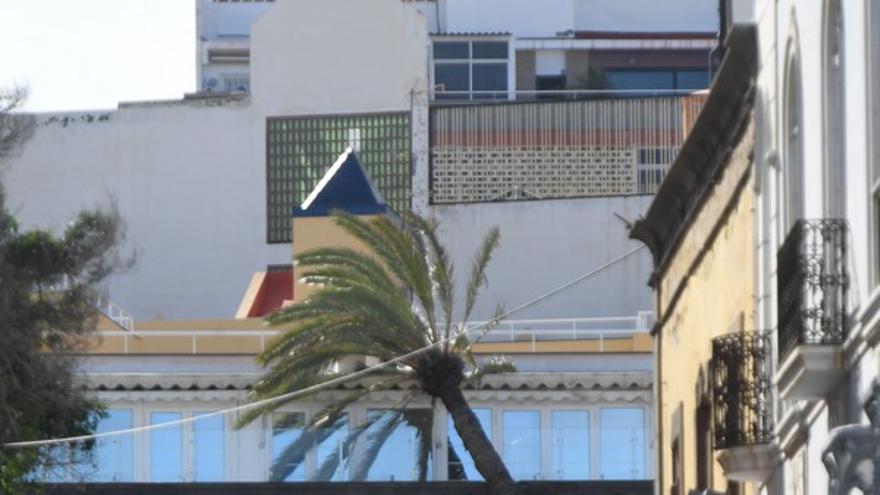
241;210;519;495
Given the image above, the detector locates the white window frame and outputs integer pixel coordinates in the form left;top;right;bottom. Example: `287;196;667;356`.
430;36;514;101
596;405;650;481
267;408;310;481
93;396;649;482
96;400;237;482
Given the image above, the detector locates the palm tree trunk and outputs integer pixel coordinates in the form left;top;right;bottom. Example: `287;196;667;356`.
441;386;519;495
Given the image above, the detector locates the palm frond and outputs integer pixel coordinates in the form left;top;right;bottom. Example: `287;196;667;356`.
332;212;437;338
404;212;455;346
310;414;350;481
463;226;501;323
350;408;406;481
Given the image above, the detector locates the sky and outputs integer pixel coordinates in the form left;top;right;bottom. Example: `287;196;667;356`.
0;0;196;112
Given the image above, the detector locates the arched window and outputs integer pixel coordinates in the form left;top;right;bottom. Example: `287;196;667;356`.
823;0;846;218
784;50;804;228
868;0;880;287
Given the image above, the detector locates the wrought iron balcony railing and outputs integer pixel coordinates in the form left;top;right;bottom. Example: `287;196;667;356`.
777;219;849;363
711;331;773;449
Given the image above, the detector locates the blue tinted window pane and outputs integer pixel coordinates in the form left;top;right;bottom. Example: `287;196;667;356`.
502;411;541;480
448;408;492;480
150;412;183;482
194;412;224;481
435;64;469;92
675;69;710;89
36;446;72;482
315;414;349;481
599;408;645;479
551;410;589;480
365;409;433;481
606;70;674;90
472;41;508;59
272;412;306;481
473;63;508;91
434;41;469;59
91;409;134;482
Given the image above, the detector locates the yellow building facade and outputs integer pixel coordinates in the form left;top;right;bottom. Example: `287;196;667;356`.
631;26;761;495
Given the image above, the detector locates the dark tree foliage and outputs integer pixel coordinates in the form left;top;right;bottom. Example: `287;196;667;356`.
0;88;128;493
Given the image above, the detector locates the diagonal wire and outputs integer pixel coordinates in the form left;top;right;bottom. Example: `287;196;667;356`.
4;244;645;449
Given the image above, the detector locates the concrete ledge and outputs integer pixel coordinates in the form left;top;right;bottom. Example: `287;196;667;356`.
775;345;845;400
716;443;779;482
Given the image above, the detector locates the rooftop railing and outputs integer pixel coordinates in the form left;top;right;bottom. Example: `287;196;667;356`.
429;91;706;203
464;312;653;345
88;313;653;355
430;88;705;103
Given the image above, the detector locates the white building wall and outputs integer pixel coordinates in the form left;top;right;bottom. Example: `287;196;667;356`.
4;0;656;324
434;0;717;37
441;0;575;37
249;0;429;115
2;100;289;320
3;0;434;320
574;0;717;33
431;196;653;321
751;0;877;493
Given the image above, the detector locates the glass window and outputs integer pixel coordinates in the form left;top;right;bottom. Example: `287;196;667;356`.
551;410;589;480
606;70;674;90
432;39;510;100
675;69;710;89
365;409;433;481
315;414;349;481
472;41;508;59
472;64;508;91
435;64;470;91
194;412;224;481
90;409;134;482
502;410;541;480
150;412;183;482
265;113;411;243
599;408;645;479
434;41;469;59
272;412;307;481
448;408;492;480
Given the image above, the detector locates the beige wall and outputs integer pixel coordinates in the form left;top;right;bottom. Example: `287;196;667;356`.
654;122;755;494
291;214;383;303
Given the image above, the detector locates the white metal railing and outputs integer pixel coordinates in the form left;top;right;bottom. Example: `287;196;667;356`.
94;313;653;354
430;88;706;102
464;312;653;349
45;278;135;332
429;93;706;203
95;296;135;332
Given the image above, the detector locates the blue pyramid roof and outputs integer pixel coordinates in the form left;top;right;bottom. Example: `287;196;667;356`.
292;148;388;217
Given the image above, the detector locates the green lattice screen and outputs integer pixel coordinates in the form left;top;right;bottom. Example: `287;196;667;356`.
266;113;411;243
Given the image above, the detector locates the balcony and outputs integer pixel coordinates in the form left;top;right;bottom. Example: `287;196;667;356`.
711;331;777;482
429;92;706;203
776;219;849;400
